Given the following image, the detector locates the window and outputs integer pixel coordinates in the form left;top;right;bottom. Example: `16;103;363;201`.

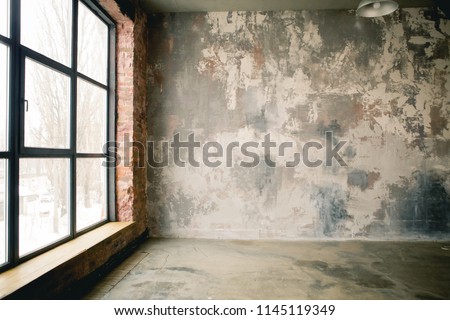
0;0;9;37
0;0;115;271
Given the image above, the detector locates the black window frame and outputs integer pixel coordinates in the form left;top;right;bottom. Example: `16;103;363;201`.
0;0;116;272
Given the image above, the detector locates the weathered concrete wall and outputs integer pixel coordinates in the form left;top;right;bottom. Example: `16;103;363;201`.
147;9;450;239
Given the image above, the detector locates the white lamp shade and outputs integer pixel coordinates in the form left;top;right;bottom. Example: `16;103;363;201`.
356;0;399;17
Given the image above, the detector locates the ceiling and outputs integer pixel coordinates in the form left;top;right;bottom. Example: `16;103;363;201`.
140;0;435;13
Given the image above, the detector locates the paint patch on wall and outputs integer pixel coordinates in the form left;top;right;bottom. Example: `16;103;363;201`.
387;170;450;233
313;184;352;236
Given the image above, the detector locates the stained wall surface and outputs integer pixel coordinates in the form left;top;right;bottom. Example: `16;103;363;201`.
146;9;450;239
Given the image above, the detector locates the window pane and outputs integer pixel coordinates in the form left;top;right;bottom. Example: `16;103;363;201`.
0;160;6;265
77;78;107;153
19;158;69;257
25;58;70;149
78;2;108;84
0;43;8;151
0;0;9;37
21;0;72;66
76;158;106;231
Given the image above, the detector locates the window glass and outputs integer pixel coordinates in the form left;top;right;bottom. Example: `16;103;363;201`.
21;0;72;66
0;160;6;265
77;78;107;153
0;44;8;151
19;158;70;257
0;0;9;37
76;158;106;231
78;2;108;84
24;58;71;149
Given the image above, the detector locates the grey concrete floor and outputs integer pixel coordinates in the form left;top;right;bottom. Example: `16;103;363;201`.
84;239;450;300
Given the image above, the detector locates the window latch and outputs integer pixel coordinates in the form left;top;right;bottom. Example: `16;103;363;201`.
24;99;28;112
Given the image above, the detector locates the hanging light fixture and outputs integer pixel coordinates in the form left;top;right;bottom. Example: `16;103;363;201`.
356;0;399;17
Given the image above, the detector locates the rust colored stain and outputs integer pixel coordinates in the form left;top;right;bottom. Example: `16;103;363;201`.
317;99;365;133
192;14;206;29
430;105;448;136
166;115;182;137
253;46;265;70
367;171;381;189
165;35;174;54
204;58;219;75
352;101;365;125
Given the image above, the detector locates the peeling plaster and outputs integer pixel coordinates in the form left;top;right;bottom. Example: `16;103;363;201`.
147;9;450;240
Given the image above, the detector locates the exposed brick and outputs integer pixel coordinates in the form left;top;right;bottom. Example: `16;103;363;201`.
98;0;148;234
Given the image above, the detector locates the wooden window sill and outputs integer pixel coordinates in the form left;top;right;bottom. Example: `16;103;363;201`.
0;222;134;299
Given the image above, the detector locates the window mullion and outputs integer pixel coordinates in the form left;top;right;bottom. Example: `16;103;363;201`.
70;0;79;238
9;0;21;265
107;23;116;222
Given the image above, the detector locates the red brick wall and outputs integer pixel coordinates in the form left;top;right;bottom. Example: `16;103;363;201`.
99;0;148;234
